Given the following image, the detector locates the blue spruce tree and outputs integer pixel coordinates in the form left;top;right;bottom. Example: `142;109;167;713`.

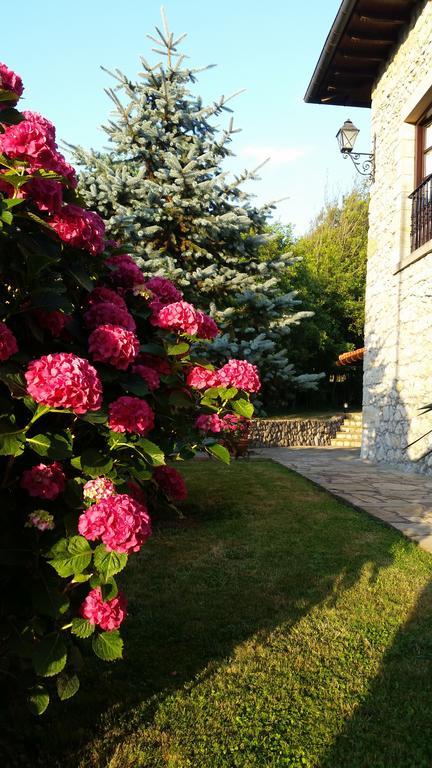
72;12;322;409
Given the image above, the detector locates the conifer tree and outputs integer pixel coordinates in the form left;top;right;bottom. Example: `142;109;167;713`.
72;12;321;408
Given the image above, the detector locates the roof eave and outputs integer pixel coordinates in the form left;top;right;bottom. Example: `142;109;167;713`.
304;0;359;105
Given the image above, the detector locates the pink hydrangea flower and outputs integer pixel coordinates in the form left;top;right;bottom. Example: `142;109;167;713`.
22;177;63;213
153;465;187;501
152;300;200;335
21;462;66;500
0;321;18;361
0;63;24;104
83;477;116;503
145;276;183;307
0;173;63;213
195;413;224;433
80;587;127;631
0;114;56;167
196;312;219;340
34;309;71;337
84;301;136;332
138;354;171;376
107;254;145;289
26;510;55;531
186;366;220;390
89;324;140;370
78;493;152;553
1;111;78;187
50;154;77;188
50;204;105;255
108;396;155;435
131;364;160;391
218;359;261;393
21;111;56;143
25;352;103;414
87;287;127;310
220;414;248;434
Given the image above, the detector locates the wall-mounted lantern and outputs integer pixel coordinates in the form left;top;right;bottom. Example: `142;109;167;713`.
336;119;375;181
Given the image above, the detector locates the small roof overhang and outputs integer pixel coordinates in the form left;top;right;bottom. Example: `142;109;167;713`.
338;348;365;366
305;0;419;108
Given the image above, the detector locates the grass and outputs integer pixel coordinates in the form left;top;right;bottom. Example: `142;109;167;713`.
8;459;432;768
259;410;346;420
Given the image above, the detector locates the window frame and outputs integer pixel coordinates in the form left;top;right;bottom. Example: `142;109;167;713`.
415;106;432;187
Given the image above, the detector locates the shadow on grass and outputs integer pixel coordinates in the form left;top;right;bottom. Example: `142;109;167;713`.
320;579;432;768
1;460;413;767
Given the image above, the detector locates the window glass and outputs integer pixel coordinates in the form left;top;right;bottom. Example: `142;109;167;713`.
425;123;432;150
425;149;432;176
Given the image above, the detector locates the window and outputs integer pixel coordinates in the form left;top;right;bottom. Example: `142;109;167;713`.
409;107;432;251
415;107;432;185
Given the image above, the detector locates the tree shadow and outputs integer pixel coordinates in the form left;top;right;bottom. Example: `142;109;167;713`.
6;460;408;767
320;579;432;768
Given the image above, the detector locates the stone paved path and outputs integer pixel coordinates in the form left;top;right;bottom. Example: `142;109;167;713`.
259;447;432;553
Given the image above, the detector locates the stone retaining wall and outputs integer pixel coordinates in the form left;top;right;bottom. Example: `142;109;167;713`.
250;416;345;447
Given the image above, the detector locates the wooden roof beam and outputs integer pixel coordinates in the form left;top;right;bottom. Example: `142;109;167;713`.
357;13;410;25
339;52;386;61
348;34;397;45
331;66;376;76
304;0;415;107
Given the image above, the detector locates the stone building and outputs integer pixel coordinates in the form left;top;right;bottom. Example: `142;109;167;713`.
305;0;432;472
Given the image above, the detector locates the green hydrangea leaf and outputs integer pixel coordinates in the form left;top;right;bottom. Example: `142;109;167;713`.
0;369;28;399
71;617;95;639
66;265;96;292
0;428;25;456
93;545;128;580
27;685;50;716
26;433;50;455
100;578;119;601
47;536;92;578
32;633;67;677
32;580;70;619
232;398;254;419
139;343;164;356
56;672;80;701
71;572;91;584
135;438;165;466
79;449;113;477
119;378;150;397
92;631;123;661
166;342;190;356
207;443;231;465
27;430;73;459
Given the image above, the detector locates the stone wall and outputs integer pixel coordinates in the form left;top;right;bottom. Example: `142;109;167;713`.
250;416;345;447
362;0;432;473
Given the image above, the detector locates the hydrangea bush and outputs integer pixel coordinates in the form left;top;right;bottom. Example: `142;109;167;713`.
0;64;260;715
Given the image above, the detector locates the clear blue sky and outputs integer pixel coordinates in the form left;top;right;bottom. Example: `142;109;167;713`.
2;1;371;234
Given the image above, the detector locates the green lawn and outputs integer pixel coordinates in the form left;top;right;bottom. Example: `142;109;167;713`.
9;459;432;768
259;410;345;420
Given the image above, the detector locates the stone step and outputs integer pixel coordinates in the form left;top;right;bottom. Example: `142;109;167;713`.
330;439;362;448
345;413;362;422
330;411;363;448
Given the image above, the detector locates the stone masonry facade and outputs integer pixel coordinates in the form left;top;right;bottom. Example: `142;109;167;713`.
362;0;432;472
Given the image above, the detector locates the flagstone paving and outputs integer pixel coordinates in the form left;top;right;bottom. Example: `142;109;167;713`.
259;447;432;553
